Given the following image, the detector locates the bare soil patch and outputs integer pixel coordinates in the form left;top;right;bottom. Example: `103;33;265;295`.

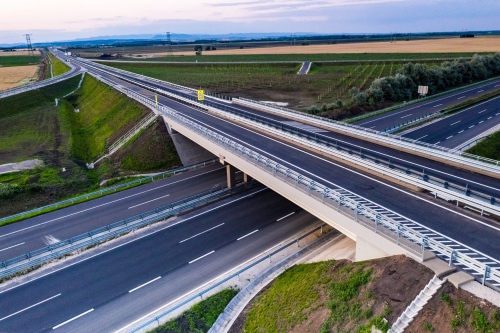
162;37;500;57
407;281;500;333
0;65;39;91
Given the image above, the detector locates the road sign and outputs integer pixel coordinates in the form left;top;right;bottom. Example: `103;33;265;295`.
155;94;158;106
418;85;429;96
197;90;205;101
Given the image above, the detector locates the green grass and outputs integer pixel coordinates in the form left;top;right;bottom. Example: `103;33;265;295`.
149;288;238;333
0;55;41;67
244;261;331;333
465;131;500;161
0;75;82;163
114;52;485;63
62;74;150;161
0;73;179;220
47;52;70;77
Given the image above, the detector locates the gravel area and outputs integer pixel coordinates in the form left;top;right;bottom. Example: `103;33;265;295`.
0;159;43;174
461;280;500;307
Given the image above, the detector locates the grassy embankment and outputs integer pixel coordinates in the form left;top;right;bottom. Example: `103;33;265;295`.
0;74;180;219
465;131;500;161
103;61;423;110
232;256;435;333
149;288;238;333
46;51;71;77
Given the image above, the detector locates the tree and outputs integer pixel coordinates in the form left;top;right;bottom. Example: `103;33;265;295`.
194;45;203;52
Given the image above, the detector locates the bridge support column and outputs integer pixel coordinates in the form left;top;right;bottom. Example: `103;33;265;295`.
243;173;252;183
355;236;392;262
227;164;236;188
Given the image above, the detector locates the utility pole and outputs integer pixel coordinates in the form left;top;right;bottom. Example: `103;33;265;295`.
24;34;34;56
165;32;173;56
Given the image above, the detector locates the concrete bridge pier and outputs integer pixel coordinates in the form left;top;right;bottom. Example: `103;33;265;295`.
243;173;252;183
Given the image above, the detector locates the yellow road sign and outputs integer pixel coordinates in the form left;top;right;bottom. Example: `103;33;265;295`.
197;90;205;101
155;94;158;106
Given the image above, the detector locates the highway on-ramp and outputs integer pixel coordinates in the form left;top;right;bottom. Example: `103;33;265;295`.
402;95;500;148
0;188;320;333
353;78;500;131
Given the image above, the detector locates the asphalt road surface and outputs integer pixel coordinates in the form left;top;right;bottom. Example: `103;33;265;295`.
403;95;500;148
0;165;228;261
66;58;500;263
0;188;320;333
353;78;500;131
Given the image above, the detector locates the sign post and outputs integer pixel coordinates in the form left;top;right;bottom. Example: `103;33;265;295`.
197;90;205;101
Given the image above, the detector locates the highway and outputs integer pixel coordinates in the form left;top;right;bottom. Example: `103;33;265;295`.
0;165;228;261
61;56;500;265
0;188;320;333
353;78;500;131
77;58;500;202
403;95;500;148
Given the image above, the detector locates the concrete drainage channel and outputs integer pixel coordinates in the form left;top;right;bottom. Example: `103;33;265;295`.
0;183;257;282
126;223;337;333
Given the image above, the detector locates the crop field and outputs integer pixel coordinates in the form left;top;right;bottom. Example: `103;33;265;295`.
103;60;436;109
0;65;39;91
0;54;41;67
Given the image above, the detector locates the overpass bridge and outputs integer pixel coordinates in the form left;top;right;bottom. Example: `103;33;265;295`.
53;50;500;289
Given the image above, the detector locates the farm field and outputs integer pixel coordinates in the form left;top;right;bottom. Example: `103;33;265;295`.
0;65;39;90
0;50;36;56
0;52;42;91
0;54;41;67
168;36;500;56
103;60;433;110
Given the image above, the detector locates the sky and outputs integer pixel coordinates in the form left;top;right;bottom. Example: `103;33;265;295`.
0;0;499;44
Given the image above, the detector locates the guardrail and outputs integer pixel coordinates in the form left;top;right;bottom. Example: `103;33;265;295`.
234;98;500;170
122;84;499;216
76;55;500;170
128;223;330;333
0;53;81;99
0;184;250;281
346;75;500;123
195;100;500;216
92;78;500;288
0;158;218;226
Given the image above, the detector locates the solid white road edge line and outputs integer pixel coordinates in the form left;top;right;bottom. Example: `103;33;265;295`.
0;188;267;295
0;242;25;252
128;276;162;293
128;194;170;209
179;223;224;243
277;212;296;221
53;308;94;329
0;293;61;322
177;106;500;239
112;220;322;333
237;230;259;240
1;168;224;239
189;251;215;264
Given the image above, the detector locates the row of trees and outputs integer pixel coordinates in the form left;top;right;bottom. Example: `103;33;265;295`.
351;53;500;105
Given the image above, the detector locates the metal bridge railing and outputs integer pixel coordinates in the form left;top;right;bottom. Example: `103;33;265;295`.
235;98;500;170
89;64;500;287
